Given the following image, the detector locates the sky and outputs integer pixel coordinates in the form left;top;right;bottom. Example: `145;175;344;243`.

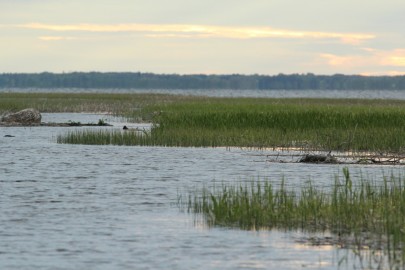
1;0;404;75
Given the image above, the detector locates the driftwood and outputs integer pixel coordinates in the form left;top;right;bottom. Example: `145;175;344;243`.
261;151;405;165
299;153;338;164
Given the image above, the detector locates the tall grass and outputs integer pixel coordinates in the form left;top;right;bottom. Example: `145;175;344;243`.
186;169;405;266
59;99;405;152
151;101;405;151
57;129;154;146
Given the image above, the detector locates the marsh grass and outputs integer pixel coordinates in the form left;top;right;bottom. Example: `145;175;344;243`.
57;129;152;145
186;169;405;266
150;101;405;152
4;92;405;152
59;99;405;152
0;92;189;120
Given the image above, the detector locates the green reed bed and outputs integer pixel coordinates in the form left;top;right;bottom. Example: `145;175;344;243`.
188;169;405;234
3;92;405;115
58;98;405;152
57;124;405;152
152;102;405;151
154;101;405;132
186;169;405;265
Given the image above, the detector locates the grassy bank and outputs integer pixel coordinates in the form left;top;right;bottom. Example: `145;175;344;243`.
185;169;405;266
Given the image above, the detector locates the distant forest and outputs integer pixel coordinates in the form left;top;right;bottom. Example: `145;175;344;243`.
1;72;405;90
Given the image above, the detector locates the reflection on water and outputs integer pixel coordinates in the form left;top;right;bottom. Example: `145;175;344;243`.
0;113;402;269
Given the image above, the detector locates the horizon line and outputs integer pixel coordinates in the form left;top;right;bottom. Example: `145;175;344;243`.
0;71;404;77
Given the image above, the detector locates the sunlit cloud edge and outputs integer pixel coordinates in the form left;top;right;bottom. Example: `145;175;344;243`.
15;23;375;44
317;49;405;76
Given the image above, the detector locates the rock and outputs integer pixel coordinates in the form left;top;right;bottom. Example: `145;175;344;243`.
1;108;42;124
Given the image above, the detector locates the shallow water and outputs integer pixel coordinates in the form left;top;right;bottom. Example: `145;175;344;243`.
0;113;403;269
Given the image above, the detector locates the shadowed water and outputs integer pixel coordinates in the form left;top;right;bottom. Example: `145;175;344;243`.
0;113;402;269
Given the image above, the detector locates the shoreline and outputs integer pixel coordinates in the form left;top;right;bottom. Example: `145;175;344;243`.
0;122;113;127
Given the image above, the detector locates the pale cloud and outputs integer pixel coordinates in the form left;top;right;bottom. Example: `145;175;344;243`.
321;48;405;68
320;54;368;67
380;49;405;67
17;23;375;44
39;36;77;41
360;71;405;76
318;48;405;75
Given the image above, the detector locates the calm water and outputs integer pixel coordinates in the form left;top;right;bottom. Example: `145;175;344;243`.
1;113;403;269
3;88;405;100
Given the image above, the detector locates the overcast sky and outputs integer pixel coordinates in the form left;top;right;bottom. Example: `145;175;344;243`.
1;0;404;75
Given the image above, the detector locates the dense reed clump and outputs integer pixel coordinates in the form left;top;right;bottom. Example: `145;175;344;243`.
151;101;405;151
186;169;405;265
57;128;155;146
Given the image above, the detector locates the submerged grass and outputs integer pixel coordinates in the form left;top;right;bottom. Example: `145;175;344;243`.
186;169;405;266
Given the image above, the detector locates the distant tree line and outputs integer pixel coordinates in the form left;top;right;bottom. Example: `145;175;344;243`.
0;72;405;90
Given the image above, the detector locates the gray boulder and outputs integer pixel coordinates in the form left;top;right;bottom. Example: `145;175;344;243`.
1;108;42;124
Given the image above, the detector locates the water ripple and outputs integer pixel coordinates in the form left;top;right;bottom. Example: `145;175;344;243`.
0;113;402;269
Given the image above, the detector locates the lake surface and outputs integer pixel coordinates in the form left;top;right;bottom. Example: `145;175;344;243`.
3;88;405;100
1;113;403;269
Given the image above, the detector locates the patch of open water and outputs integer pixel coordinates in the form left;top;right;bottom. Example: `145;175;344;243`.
4;88;405;100
0;113;403;269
